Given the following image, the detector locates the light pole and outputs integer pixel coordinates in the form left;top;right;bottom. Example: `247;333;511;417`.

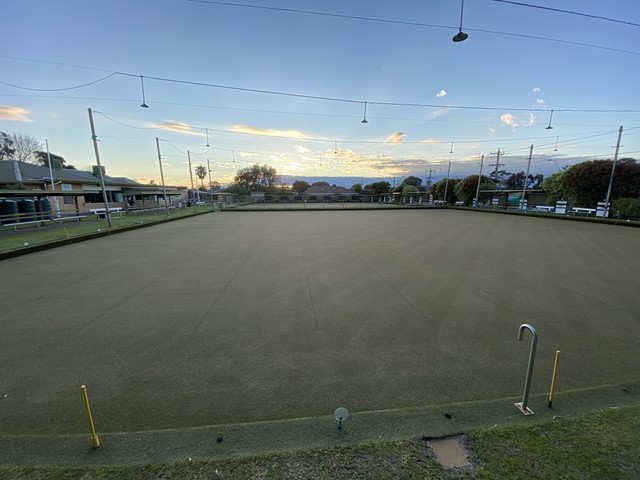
87;108;112;228
474;155;484;207
604;126;624;218
443;161;452;204
155;137;169;217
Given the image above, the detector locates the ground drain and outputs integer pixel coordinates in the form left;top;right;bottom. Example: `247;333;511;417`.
427;437;471;469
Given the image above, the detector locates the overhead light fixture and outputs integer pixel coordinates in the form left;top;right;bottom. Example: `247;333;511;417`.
453;0;469;42
361;101;369;124
546;109;554;130
140;75;149;108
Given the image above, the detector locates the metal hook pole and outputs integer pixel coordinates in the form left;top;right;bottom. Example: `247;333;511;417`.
515;323;537;415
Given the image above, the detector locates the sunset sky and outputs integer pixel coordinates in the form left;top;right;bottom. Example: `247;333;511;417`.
2;0;639;187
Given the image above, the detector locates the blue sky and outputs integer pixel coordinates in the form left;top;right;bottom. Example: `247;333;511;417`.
1;0;639;187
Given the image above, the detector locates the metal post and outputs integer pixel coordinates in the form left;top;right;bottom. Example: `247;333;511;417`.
45;139;60;217
521;145;533;210
548;350;561;409
155;137;169;217
80;385;100;448
515;323;538;415
474;155;484;207
603;126;623;219
443;161;452;204
87;108;112;228
187;150;194;204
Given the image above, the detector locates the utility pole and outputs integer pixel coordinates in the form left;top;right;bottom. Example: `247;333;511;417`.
443;161;452;204
155;137;169;217
87;108;112;228
521;145;534;207
489;148;505;181
474;154;484;207
207;158;212;190
604;126;624;218
45;139;60;217
425;169;434;190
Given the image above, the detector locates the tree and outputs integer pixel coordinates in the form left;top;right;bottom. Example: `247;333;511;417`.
292;180;310;193
454;175;496;205
10;132;43;164
194;165;208;189
364;181;391;195
402;176;423;187
541;169;570;205
33;150;76;169
503;171;545;190
431;178;462;204
613;198;640;218
0;131;16;161
311;181;330;187
401;185;419;202
351;183;363;194
233;164;280;193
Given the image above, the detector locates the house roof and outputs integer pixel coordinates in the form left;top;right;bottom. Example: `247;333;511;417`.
304;185;355;195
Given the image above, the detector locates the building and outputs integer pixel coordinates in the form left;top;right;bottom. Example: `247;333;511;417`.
0;160;184;215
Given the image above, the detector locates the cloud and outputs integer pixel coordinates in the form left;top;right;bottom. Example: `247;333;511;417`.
500;113;516;126
294;145;311;154
489;128;496;133
0;105;33;122
535;98;545;106
532;87;541;93
232;125;308;139
239;151;257;158
148;120;204;137
386;132;405;143
423;138;439;144
500;113;536;128
436;90;447;97
431;108;450;118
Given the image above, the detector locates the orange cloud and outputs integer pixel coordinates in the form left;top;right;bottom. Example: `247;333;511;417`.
148;120;205;137
386;132;405;143
232;125;308;139
0;105;33;122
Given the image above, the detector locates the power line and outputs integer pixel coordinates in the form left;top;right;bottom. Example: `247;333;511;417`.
3;61;640;114
185;0;640;56
490;0;640;28
0;72;118;92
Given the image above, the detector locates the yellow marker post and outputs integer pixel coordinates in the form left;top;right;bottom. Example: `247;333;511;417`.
547;350;560;409
80;385;100;448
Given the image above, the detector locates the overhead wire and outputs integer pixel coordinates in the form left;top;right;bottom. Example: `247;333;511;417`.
184;0;640;56
490;0;640;28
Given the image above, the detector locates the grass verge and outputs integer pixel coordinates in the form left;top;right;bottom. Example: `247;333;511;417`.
2;405;638;479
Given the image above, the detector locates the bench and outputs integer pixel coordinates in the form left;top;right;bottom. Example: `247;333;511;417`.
433;200;446;206
533;206;555;213
570;207;596;216
90;208;123;218
454;201;465;207
1;219;51;231
55;215;87;223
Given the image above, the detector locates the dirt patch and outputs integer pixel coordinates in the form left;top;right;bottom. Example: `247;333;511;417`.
427;436;471;469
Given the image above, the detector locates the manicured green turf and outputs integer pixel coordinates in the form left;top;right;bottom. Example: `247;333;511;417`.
3;404;638;479
1;210;639;439
0;207;212;253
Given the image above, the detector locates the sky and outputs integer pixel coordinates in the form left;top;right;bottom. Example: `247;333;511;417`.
1;0;639;188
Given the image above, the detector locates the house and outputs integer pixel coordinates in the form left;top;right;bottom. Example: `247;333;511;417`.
303;185;355;202
0;160;184;216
